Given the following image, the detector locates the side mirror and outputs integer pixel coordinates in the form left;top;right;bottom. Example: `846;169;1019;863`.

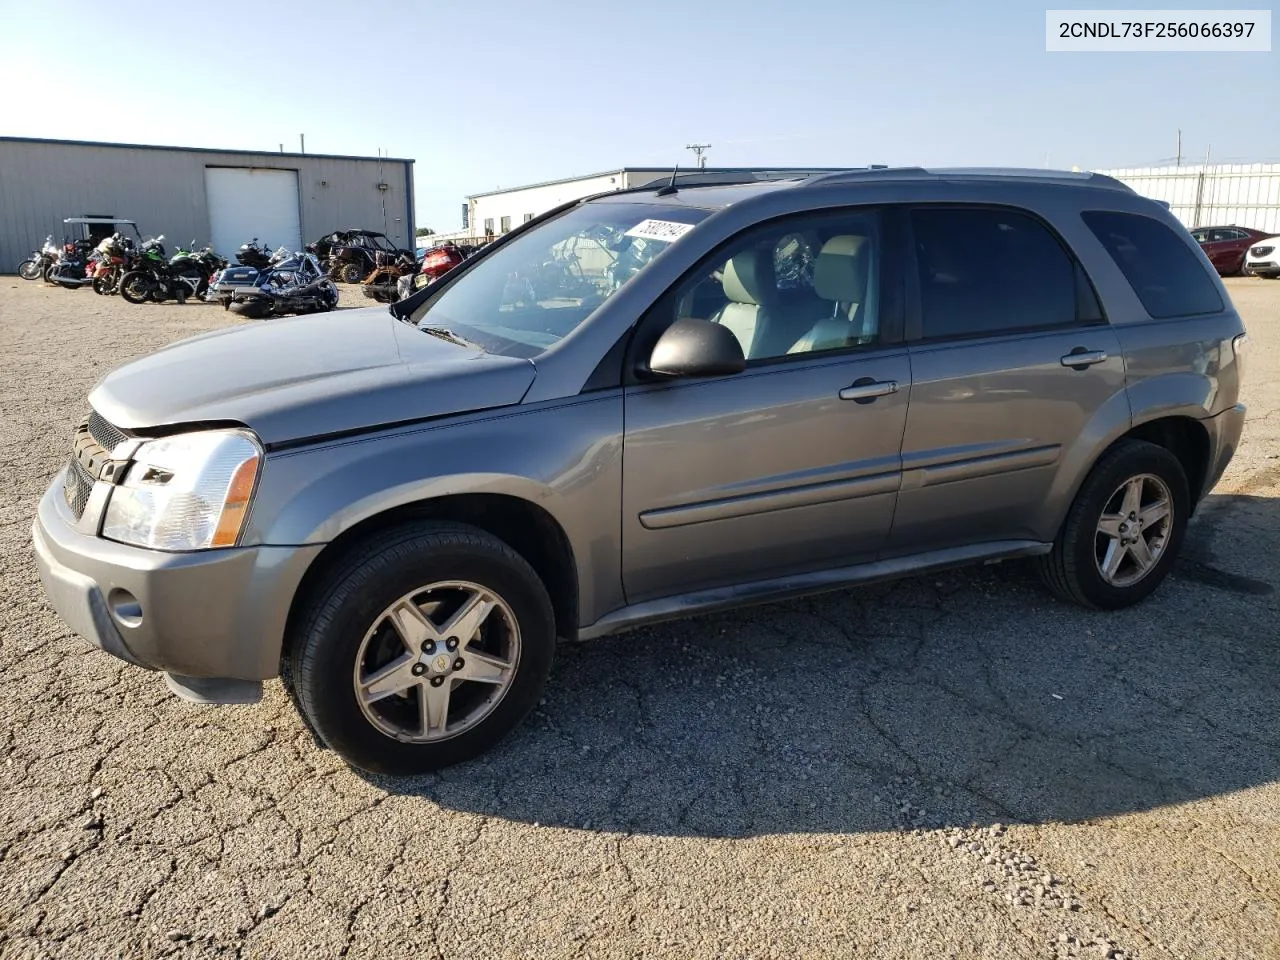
645;317;746;379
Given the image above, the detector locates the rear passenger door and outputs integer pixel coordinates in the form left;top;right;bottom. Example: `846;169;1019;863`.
884;205;1127;555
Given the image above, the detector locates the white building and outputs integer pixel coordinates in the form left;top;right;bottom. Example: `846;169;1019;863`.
1093;163;1280;233
421;167;846;247
419;161;1280;250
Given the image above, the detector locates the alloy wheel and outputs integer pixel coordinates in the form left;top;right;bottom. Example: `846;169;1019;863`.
1094;473;1174;587
352;581;521;743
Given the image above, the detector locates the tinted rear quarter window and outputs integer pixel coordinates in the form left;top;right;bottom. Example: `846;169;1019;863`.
912;207;1078;340
1081;211;1224;319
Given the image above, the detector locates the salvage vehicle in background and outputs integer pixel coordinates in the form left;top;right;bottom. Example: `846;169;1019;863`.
32;167;1246;775
1190;225;1272;275
394;241;478;300
219;249;339;318
1243;235;1280;277
328;229;413;284
361;248;418;303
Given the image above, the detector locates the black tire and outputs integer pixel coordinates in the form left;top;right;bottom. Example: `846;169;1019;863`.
1037;439;1189;610
119;271;156;304
18;260;40;280
287;522;556;774
340;261;365;284
1239;258;1253;277
92;275;114;296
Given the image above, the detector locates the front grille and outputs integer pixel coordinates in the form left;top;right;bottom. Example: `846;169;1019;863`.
87;410;128;452
62;456;95;519
1250;245;1274;257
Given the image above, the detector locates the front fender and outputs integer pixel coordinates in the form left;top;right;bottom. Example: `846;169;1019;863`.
243;394;626;624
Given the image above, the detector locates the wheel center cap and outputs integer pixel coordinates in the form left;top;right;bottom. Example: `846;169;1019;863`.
431;654;452;673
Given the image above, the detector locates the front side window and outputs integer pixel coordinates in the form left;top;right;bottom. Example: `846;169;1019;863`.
409;202;708;358
666;211;884;361
912;207;1079;340
1082;210;1224;319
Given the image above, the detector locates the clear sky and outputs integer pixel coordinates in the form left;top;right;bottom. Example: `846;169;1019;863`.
1;0;1275;232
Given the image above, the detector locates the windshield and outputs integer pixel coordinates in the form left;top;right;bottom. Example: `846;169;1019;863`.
407;202;709;357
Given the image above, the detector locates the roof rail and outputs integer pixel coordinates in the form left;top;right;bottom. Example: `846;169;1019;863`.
632;169;846;190
803;166;1133;192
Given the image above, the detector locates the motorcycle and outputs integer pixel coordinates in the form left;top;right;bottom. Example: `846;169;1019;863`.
167;241;228;300
120;237;218;304
18;236;58;281
361;248;418;303
217;249;338;319
89;233;137;295
235;238;273;269
46;238;99;289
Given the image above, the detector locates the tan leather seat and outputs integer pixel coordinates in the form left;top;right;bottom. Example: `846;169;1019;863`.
712;249;774;357
788;235;874;354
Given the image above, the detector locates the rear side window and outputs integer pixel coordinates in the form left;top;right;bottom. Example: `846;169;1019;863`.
912;207;1078;339
1082;211;1224;319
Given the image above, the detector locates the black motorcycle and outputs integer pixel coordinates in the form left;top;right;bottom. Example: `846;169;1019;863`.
235;238;273;269
118;236;211;304
18;236;58;281
46;238;99;289
214;249;338;319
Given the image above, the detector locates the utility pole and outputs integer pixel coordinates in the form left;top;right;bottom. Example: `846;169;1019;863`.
685;143;711;169
1175;129;1182;167
300;133;305;154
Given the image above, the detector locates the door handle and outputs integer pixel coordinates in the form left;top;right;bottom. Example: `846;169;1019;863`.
839;378;899;403
1060;348;1108;370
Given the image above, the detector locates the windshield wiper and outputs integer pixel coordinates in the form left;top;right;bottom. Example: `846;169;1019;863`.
419;325;479;348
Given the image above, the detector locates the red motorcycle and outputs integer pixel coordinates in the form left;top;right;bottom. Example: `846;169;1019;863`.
90;233;135;295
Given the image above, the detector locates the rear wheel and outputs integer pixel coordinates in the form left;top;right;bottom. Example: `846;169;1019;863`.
340;261;365;284
18;260;40;280
1038;439;1189;609
287;522;556;774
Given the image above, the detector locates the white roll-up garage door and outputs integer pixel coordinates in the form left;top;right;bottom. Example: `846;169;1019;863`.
204;167;302;260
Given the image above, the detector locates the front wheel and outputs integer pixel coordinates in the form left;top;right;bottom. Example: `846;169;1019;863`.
119;271;157;304
339;262;365;284
18;260;41;280
1037;439;1189;610
286;522;556;774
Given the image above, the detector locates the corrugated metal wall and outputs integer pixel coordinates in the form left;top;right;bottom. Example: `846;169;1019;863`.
0;138;414;273
1095;163;1280;233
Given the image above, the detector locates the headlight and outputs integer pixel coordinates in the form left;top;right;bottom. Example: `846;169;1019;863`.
102;429;262;550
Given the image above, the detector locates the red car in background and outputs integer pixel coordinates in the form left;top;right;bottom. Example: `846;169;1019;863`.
1189;225;1272;275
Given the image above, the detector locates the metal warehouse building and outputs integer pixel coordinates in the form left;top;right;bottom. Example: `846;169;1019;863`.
0;137;414;273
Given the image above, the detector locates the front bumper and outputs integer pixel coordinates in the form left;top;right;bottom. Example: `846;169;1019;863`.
33;470;323;683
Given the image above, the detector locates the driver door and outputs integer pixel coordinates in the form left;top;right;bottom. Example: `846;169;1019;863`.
621;208;911;603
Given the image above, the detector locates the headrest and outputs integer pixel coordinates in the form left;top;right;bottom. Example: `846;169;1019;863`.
722;249;773;305
814;235;869;303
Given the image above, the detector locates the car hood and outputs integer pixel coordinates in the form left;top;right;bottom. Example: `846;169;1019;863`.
88;308;536;446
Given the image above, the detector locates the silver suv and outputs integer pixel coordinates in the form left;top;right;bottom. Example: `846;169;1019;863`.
33;168;1247;774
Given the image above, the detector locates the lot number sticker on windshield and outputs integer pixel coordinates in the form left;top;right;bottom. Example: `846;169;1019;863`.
624;219;695;243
